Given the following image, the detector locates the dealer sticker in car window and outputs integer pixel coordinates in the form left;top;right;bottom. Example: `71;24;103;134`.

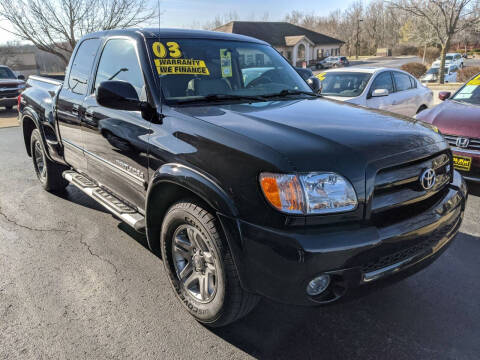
316;72;326;81
467;74;480;86
453;155;472;171
152;41;210;76
220;49;232;78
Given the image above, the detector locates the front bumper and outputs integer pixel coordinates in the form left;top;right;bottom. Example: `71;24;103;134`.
0;92;19;107
451;147;480;183
222;171;467;306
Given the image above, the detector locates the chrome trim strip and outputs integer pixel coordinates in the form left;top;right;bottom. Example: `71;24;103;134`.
84;149;145;187
463;175;480;183
62;139;84;152
63;139;145;187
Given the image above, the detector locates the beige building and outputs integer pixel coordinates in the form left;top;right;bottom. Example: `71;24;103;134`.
215;21;344;66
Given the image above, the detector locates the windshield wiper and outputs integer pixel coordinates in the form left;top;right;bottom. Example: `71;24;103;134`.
176;93;267;104
261;89;321;99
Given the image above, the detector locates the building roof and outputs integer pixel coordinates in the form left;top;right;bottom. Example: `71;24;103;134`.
284;35;314;46
215;21;344;47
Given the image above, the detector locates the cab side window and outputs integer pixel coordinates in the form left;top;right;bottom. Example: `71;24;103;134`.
94;39;146;100
393;72;413;92
68;38;101;95
371;72;394;94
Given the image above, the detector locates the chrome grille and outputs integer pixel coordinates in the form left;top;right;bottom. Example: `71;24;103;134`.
371;153;451;215
443;134;480;151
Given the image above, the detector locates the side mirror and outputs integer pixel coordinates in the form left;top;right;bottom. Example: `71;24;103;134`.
438;91;451;101
371;88;389;97
17;74;25;80
96;80;142;111
306;76;321;93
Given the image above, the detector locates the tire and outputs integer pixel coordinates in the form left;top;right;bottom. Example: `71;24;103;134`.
30;129;68;192
161;201;259;327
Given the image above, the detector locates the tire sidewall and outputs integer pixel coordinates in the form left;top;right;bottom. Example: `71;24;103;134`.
30;129;48;187
161;205;226;323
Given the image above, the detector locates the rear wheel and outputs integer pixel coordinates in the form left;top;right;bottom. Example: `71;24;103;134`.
161;201;259;327
30;129;68;192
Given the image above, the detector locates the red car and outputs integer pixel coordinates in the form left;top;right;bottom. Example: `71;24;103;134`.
417;73;480;183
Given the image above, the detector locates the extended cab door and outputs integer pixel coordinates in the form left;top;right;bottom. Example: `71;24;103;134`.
82;38;151;210
57;38;101;173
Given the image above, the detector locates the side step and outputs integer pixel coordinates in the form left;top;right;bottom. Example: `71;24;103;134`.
63;170;145;232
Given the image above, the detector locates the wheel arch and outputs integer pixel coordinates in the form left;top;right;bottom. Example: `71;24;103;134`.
145;163;239;254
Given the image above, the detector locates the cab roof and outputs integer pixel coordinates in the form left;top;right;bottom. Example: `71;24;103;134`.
84;28;268;45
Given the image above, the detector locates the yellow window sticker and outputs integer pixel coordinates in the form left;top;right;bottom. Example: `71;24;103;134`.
316;72;326;81
220;49;232;78
152;41;210;76
152;41;182;58
154;58;210;75
467;74;480;86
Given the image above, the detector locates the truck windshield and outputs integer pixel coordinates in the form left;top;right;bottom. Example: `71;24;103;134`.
0;67;16;79
318;72;371;97
148;38;312;104
452;74;480;105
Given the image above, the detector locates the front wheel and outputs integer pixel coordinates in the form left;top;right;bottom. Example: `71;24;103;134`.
161;201;259;327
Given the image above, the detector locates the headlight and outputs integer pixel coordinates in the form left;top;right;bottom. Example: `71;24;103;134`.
259;172;357;215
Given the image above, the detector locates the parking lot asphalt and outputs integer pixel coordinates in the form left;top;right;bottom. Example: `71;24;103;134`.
1;126;479;359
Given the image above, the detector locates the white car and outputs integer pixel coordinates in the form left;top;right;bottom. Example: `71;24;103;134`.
317;67;434;117
432;53;464;68
421;64;459;83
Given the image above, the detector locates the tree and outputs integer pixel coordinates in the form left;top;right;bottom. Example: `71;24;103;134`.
0;0;156;65
391;0;480;83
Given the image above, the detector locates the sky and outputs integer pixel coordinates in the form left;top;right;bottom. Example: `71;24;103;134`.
0;0;359;45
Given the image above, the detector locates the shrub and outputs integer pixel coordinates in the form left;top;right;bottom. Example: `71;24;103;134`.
457;66;480;82
392;45;418;56
418;47;440;64
400;62;427;78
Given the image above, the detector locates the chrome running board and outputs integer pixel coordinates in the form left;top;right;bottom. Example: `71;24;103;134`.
63;170;145;232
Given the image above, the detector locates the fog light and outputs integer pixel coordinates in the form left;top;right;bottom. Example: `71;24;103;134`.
306;274;331;296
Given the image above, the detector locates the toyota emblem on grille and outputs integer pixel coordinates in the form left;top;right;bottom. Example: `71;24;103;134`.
420;168;436;190
456;137;470;148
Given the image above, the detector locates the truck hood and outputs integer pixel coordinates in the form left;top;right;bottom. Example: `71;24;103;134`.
176;98;443;172
0;79;24;87
416;99;480;138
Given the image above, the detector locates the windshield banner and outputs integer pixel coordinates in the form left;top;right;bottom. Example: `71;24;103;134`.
152;41;210;76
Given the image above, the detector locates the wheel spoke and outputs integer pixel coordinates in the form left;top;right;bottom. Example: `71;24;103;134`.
178;262;193;281
186;227;198;248
174;245;190;260
199;274;209;300
205;263;216;277
174;234;192;254
184;272;199;289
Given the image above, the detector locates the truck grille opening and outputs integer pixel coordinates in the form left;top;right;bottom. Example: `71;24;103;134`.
370;152;452;226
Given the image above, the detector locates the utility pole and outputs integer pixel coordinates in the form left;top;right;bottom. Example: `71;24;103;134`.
356;19;363;60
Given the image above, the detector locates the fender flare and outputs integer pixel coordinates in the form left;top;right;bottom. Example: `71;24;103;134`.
145;163;239;250
20;107;52;160
145;163;254;291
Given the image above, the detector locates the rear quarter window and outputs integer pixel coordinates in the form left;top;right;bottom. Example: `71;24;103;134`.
67;38;101;95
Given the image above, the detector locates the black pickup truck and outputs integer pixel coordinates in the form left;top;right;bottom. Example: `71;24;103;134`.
19;28;467;327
